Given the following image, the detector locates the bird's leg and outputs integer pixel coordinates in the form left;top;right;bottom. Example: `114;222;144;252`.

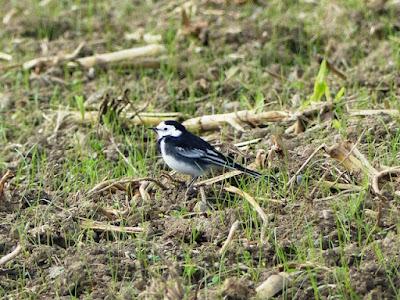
185;176;198;200
187;176;198;190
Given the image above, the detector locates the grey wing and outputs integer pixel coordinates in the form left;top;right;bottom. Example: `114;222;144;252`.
176;147;230;167
175;147;207;158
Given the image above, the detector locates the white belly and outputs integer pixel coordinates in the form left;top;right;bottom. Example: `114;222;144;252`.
160;139;203;177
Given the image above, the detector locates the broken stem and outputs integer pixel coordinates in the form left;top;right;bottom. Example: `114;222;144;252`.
372;167;400;195
69;44;166;68
80;219;143;234
224;185;268;224
219;220;240;255
0;244;22;266
0;170;14;200
287;144;326;187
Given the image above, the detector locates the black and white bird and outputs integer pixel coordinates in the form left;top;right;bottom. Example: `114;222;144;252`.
151;120;262;191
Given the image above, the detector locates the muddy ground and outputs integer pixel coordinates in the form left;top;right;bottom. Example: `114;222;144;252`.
0;0;400;299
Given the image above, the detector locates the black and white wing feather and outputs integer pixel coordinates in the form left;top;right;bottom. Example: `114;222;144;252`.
176;146;229;167
173;133;262;179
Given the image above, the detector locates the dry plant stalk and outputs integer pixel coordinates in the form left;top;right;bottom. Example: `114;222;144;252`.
80;219;143;233
199;186;207;203
98;207;128;220
372;167;400;195
294;117;306;134
69;44;166;68
224;185;268;224
321;180;363;191
23;42;85;70
326;141;378;176
277;261;331;272
194;170;242;187
0;244;22;266
0;52;12;61
266;134;287;167
256;149;268;169
52;109;181;127
183;102;333;132
115;57;165;69
287;144;327;187
194;163;262;187
139;181;151;202
219;220;240;255
3;8;17;25
348;109;399;118
234;138;262;149
183;110;291;132
314;189;361;202
124;30;162;43
56;101;333;134
256;272;291;299
326;141;400;196
326;141;378;190
194;162;260;187
0;170;14;201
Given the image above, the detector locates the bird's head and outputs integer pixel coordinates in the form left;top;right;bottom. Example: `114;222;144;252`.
151;120;186;139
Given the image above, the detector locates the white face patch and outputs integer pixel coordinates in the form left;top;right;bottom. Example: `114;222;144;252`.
155;121;182;139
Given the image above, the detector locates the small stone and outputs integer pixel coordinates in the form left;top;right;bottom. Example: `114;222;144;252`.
296;174;303;185
87;67;95;79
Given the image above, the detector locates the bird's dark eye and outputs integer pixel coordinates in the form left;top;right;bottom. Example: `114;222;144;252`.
164;128;167;131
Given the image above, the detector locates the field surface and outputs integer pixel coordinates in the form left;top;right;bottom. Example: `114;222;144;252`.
1;0;400;299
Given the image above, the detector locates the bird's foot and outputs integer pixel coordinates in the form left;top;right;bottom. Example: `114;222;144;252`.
184;186;197;201
184;176;199;200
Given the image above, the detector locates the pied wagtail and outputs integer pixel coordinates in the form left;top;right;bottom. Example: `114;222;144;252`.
151;120;262;191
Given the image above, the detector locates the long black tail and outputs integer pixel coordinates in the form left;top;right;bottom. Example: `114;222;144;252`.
231;162;262;179
201;149;264;179
232;162;279;185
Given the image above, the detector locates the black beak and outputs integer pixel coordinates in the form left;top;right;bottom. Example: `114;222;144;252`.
149;127;158;132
